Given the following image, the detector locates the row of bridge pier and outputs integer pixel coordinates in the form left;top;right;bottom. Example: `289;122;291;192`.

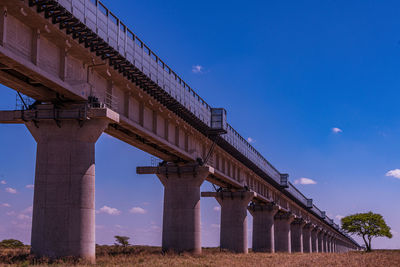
0;112;356;263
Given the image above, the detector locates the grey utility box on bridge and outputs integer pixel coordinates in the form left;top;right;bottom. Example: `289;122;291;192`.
210;108;227;134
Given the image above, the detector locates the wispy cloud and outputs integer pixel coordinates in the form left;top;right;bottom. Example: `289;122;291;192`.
386;169;400;179
0;203;11;207
25;184;34;189
17;214;31;220
129;207;147;214
0;180;6;185
211;224;220;229
22;206;32;214
192;65;203;74
294;177;317;185
213;206;221;212
97;205;121;215
5;187;17;194
332;127;343;133
247;137;255;143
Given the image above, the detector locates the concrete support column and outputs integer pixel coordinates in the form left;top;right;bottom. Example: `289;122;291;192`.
248;203;279;252
28;119;108;262
322;232;328;252
274;212;295;253
317;230;324;252
311;227;320;252
156;163;211;254
302;223;313;253
291;219;306;253
216;191;255;253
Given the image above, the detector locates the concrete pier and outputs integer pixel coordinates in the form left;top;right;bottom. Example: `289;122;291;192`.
318;230;324;252
291;219;306;253
311;227;320;252
141;163;212;254
302;223;313;253
204;191;255;253
274;212;295;253
28;119;108;262
323;232;328;252
248;203;279;252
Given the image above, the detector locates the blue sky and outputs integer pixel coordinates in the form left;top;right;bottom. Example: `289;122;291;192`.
1;0;399;249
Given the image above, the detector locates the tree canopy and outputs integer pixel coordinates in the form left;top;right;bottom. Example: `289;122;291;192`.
341;212;392;252
114;235;130;247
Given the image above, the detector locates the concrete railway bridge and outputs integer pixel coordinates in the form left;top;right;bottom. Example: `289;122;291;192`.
0;0;360;262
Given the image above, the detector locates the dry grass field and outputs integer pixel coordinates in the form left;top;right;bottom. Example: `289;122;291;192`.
1;246;399;267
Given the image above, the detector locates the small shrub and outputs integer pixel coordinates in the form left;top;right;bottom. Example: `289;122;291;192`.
0;239;25;249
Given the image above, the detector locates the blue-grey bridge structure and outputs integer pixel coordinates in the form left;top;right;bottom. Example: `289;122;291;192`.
0;0;360;262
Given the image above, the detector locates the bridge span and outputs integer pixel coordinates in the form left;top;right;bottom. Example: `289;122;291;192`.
0;0;359;261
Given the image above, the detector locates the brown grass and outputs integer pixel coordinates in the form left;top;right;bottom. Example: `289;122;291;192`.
1;246;399;267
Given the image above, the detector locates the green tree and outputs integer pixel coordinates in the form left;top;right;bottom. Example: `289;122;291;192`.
114;235;130;247
0;239;25;248
341;212;392;252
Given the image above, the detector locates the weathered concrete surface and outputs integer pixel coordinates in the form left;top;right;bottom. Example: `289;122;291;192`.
274;212;295;253
154;163;212;254
28;119;108;262
291;219;306;253
248;203;279;252
214;191;255;253
302;223;313;253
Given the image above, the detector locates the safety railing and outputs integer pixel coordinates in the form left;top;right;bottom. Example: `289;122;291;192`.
286;182;309;207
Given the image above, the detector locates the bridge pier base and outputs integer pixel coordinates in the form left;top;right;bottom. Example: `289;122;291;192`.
291;219;306;253
274;212;295;253
203;191;255;253
150;163;211;254
27;119;108;263
248;203;279;252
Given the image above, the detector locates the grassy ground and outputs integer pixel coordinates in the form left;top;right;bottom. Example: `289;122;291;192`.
1;246;399;267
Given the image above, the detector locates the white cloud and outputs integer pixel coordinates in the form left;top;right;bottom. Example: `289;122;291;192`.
129;207;147;214
211;224;220;229
294;177;317;185
213;206;221;212
1;203;11;207
335;215;344;221
386;169;400;179
332;127;343;133
25;184;34;189
5;187;17;194
97;205;121;215
192;65;203;74
247;137;255;143
0;180;6;184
